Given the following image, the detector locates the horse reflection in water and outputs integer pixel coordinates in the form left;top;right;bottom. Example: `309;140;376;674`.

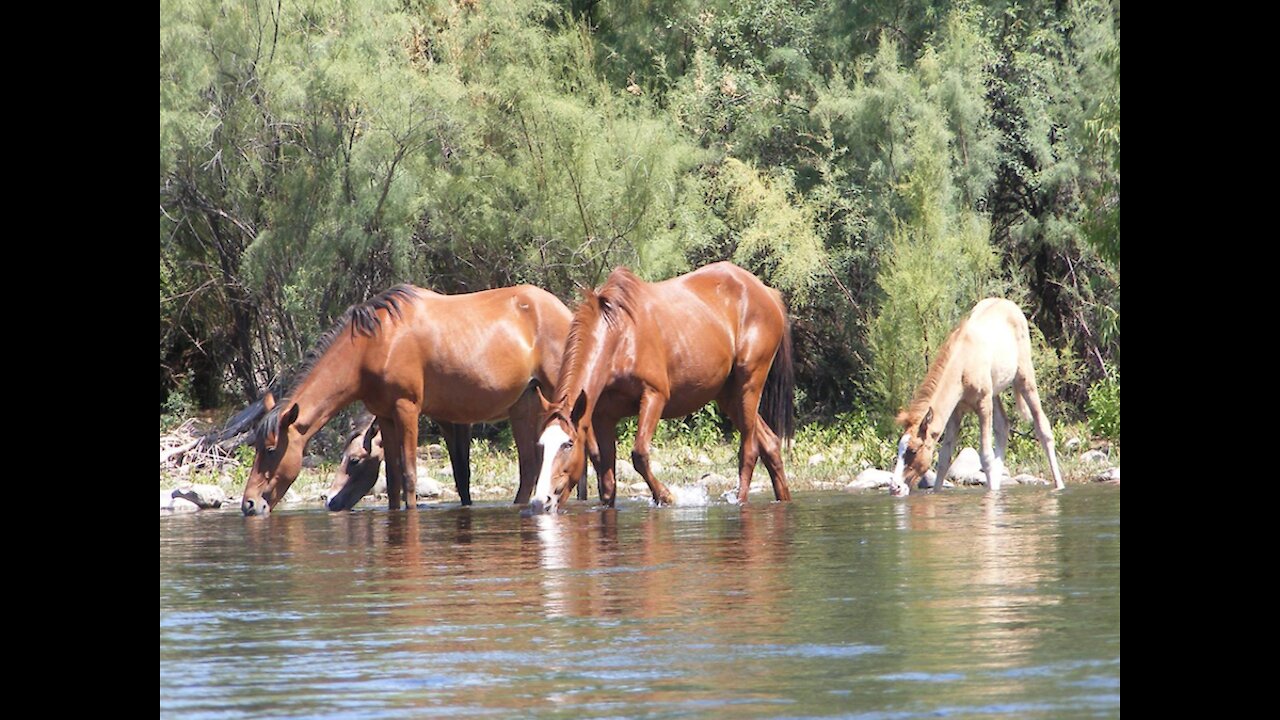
530;504;794;625
532;510;621;619
230;503;799;716
895;492;1064;680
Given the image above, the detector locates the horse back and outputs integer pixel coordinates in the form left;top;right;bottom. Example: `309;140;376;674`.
361;286;558;421
509;284;572;390
964;298;1032;391
659;262;787;344
630;263;788;411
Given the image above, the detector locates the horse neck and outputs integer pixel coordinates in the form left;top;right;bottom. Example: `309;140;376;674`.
286;338;365;440
562;321;625;433
916;356;965;436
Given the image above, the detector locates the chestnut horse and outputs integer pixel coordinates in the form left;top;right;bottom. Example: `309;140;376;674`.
236;284;571;515
321;411;595;510
530;262;795;510
889;298;1065;495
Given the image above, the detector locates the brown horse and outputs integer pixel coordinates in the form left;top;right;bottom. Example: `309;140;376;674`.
321;413;384;510
530;262;795;510
889;298;1065;495
237;284;571;515
323;413;595;511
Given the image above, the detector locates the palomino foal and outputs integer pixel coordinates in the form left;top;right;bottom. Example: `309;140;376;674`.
890;298;1064;495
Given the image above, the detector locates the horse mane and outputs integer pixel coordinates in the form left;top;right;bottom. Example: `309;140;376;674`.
596;267;644;325
555;268;644;406
899;317;969;429
248;284;418;443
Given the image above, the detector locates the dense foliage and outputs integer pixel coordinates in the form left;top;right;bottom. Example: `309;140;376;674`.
160;0;1119;434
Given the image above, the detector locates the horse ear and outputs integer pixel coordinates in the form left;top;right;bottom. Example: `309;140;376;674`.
535;385;556;414
263;392;277;412
569;389;588;426
918;407;934;438
362;419;379;453
895;409;910;428
281;403;300;429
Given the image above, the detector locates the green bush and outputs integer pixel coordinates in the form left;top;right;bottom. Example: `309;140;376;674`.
160;377;196;432
1087;366;1120;442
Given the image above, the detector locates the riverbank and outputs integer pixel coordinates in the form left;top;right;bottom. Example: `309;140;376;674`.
160;418;1118;511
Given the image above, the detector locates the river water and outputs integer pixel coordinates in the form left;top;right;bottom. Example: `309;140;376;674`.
160;486;1119;718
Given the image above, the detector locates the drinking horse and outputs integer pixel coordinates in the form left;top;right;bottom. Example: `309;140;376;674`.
529;262;795;510
236;284;570;515
889;298;1065;496
322;409;593;510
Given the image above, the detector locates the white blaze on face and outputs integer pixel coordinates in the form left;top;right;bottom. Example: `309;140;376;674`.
890;433;912;496
534;424;572;507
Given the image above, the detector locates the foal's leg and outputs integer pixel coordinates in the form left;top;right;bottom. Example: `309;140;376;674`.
632;390;676;506
392;400;421;508
934;410;963;490
993;398;1009;467
1016;377;1065;490
507;388;540;504
977;395;1005;492
438;421;473;506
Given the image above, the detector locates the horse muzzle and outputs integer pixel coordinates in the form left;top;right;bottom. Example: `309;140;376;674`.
241;497;272;516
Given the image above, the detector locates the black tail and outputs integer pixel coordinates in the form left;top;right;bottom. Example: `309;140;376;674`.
760;319;795;448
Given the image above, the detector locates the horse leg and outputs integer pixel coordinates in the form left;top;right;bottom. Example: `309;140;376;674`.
716;380;766;504
592;422;619;507
507;387;542;504
1016;377;1065;490
380;416;405;510
993;398;1009;467
977;395;1005;491
632;390;675;506
934;409;963;491
392;401;421;509
754;417;791;502
439;421;473;506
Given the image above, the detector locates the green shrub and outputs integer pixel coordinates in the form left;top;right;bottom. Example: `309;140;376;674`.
1086;366;1120;442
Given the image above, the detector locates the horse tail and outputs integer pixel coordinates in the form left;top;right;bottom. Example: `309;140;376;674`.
760;317;796;449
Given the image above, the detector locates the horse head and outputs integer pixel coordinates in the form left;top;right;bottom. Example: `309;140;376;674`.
531;387;590;512
324;416;383;511
891;406;937;496
241;392;306;515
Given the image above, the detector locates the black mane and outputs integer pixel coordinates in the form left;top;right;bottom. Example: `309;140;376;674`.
220;285;418;445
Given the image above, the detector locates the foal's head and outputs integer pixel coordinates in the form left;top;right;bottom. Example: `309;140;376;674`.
891;407;939;496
